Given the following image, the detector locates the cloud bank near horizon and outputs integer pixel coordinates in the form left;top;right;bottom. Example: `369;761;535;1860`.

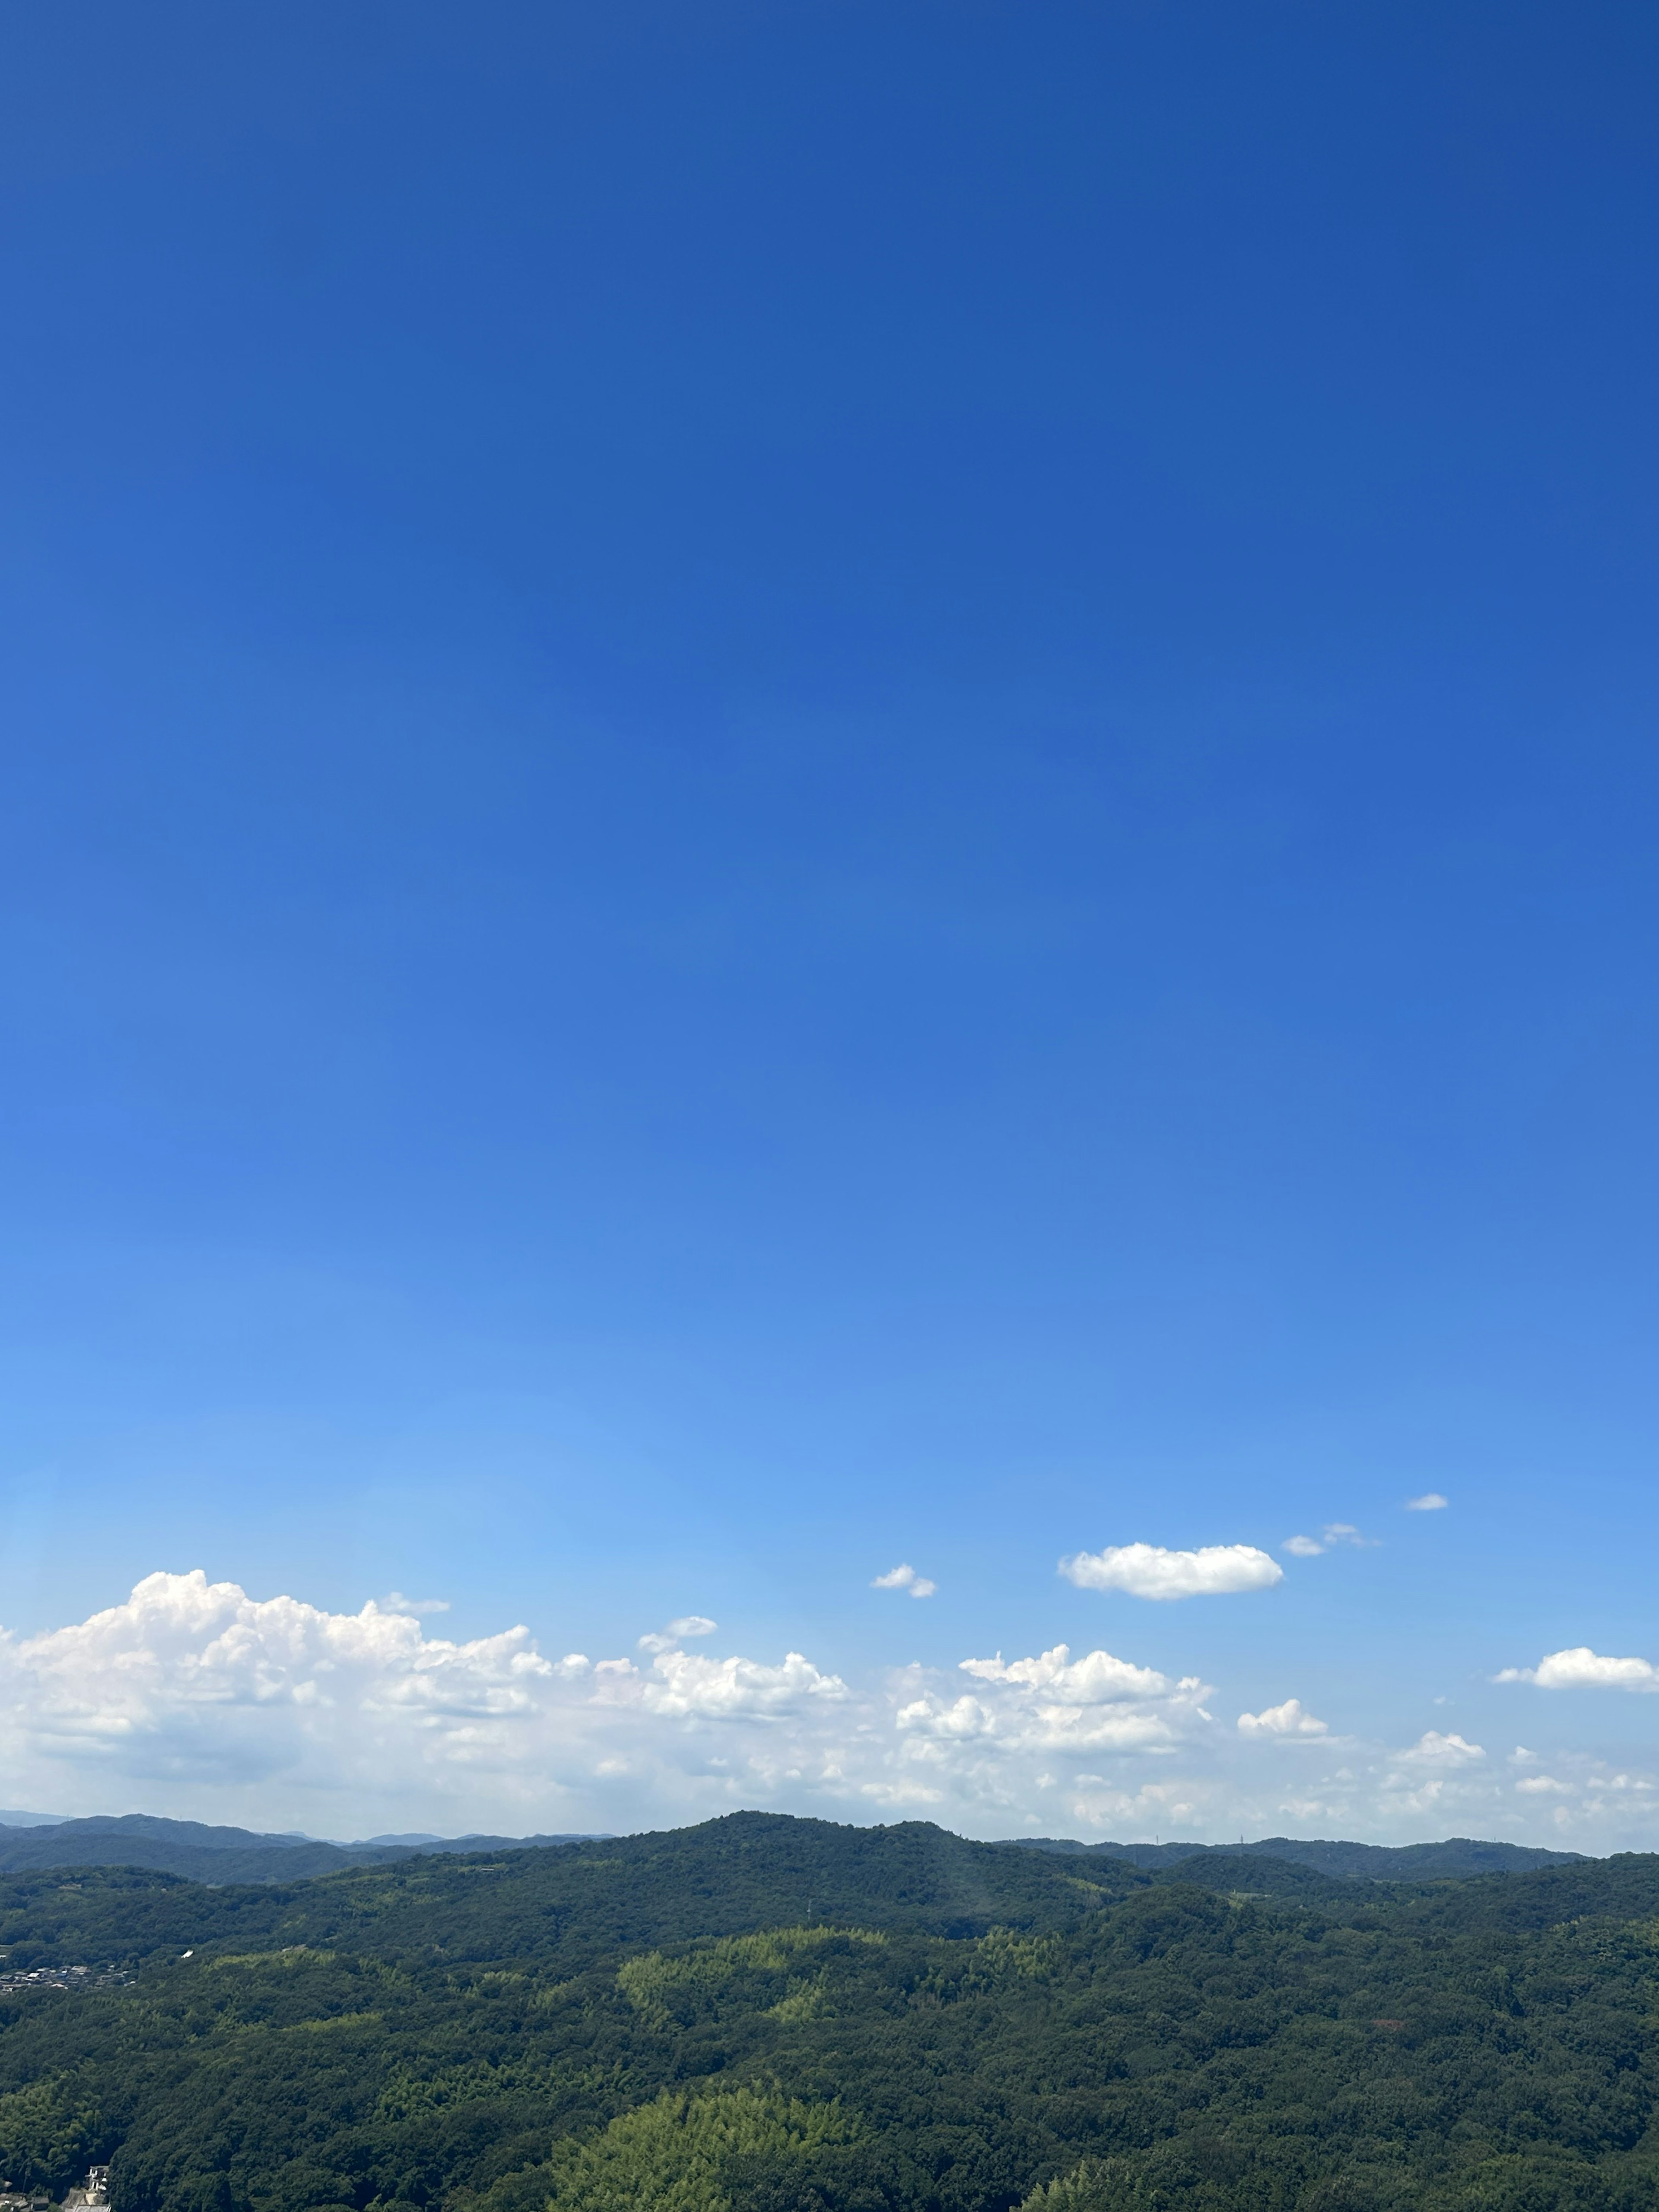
0;1572;1653;1852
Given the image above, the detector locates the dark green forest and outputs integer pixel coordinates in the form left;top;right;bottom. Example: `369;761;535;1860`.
2;1814;1657;2212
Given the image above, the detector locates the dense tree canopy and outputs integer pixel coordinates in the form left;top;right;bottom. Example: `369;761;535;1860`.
0;1817;1656;2212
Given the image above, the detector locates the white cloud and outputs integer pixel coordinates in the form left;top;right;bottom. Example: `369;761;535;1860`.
8;1570;1659;1856
1238;1698;1328;1738
1515;1775;1574;1796
1496;1646;1659;1691
1405;1493;1448;1511
0;1571;555;1780
637;1617;720;1655
1061;1542;1282;1600
894;1694;997;1742
1280;1525;1375;1558
0;1572;853;1834
379;1592;451;1616
960;1646;1177;1702
893;1644;1214;1758
1399;1730;1485;1765
641;1649;847;1719
871;1564;937;1598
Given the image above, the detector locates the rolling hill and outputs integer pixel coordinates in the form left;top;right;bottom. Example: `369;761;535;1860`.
1014;1833;1585;1879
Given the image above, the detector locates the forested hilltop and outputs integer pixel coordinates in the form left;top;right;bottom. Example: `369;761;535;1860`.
1;1813;1657;2212
1017;1836;1583;1880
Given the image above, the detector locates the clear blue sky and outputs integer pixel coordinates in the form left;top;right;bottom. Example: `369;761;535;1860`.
3;0;1658;1844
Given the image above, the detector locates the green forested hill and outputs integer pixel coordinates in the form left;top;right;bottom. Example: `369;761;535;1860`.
0;1815;1147;1973
0;1815;1656;2212
1022;1836;1583;1880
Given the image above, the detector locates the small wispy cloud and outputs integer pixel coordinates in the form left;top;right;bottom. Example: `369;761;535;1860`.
379;1592;451;1616
1405;1493;1448;1511
1280;1523;1377;1557
1061;1542;1282;1601
1496;1647;1659;1691
871;1564;936;1598
638;1616;719;1654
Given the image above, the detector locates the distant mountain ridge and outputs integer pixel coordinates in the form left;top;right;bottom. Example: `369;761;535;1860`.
1012;1833;1586;1878
0;1813;604;1884
0;1809;1589;1886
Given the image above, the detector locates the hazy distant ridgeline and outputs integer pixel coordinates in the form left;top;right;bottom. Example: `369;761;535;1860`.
0;1815;601;1886
0;1811;1585;1887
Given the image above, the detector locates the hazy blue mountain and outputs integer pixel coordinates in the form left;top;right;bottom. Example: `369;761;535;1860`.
0;1815;602;1884
0;1808;1586;1888
383;1831;610;1855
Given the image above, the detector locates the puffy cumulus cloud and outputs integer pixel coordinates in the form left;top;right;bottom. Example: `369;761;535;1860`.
896;1645;1213;1759
5;1571;556;1775
1405;1494;1448;1512
894;1694;998;1742
1497;1647;1659;1692
960;1647;1177;1702
1399;1730;1485;1765
10;1572;1659;1856
641;1649;847;1719
1237;1698;1328;1739
0;1573;855;1836
871;1565;937;1598
1061;1543;1282;1601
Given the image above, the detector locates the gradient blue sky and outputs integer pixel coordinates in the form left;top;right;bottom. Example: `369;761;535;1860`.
3;0;1659;1845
